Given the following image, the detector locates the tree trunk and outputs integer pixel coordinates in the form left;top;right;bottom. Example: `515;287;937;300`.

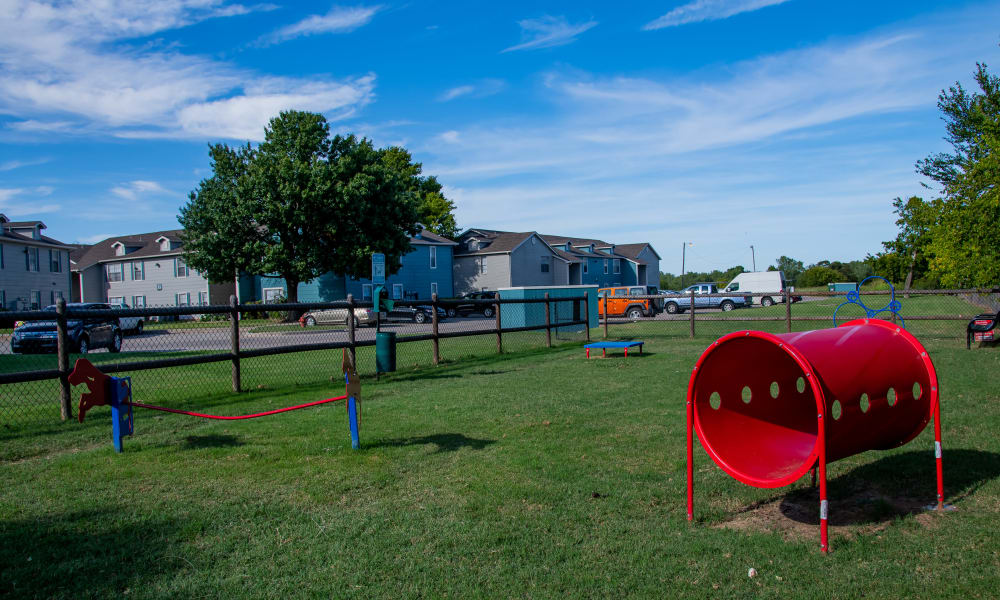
903;249;916;299
282;275;302;322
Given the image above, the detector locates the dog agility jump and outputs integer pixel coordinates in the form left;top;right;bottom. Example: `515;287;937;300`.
70;350;363;453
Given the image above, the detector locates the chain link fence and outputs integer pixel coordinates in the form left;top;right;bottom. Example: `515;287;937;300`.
0;294;591;428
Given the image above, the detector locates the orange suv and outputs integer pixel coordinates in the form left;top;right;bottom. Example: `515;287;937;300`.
598;286;662;319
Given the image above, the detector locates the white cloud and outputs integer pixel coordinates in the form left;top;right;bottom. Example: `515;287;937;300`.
261;5;381;44
76;233;124;244
0;187;61;216
644;0;793;30
110;180;170;201
0;1;374;140
438;79;505;102
0;157;49;171
502;16;597;53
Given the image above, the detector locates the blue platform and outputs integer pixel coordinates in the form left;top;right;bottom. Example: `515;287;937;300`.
585;341;644;358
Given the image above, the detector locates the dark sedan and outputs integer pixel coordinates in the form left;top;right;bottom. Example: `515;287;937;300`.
380;304;446;324
10;303;122;354
444;291;496;318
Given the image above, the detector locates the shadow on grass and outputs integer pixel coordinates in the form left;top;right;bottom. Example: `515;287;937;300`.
372;433;496;453
183;434;243;449
773;449;1000;526
0;509;185;597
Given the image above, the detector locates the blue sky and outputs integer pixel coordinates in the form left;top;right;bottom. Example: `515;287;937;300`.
1;0;998;275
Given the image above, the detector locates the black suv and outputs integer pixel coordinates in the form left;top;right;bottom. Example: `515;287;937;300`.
11;303;123;354
380;305;447;324
445;291;496;318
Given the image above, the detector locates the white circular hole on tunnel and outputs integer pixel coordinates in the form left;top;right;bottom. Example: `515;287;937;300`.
741;386;752;404
831;400;842;420
913;382;922;400
709;391;721;410
887;387;897;407
860;393;870;413
796;377;806;393
770;381;779;399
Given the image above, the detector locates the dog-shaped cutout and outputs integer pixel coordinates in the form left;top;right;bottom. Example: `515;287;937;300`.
67;358;111;423
343;349;361;423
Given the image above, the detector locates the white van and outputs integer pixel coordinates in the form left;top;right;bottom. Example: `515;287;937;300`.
723;271;795;306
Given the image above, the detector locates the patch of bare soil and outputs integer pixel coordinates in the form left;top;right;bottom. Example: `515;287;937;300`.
715;482;946;541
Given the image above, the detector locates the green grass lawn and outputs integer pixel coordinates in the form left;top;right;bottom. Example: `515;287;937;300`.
1;330;999;598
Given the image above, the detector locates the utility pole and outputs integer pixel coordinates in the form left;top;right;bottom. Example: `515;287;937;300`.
681;242;693;287
750;245;756;272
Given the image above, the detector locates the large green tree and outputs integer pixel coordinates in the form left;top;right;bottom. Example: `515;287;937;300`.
915;61;1000;287
872;196;938;290
768;256;804;283
380;147;458;238
180;111;423;304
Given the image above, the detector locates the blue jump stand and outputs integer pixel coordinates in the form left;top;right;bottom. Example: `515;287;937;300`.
109;376;134;453
345;371;360;450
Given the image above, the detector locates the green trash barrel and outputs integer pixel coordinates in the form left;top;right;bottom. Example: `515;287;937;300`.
376;331;397;373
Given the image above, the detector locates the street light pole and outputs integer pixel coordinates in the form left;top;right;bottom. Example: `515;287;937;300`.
681;242;693;287
750;245;756;272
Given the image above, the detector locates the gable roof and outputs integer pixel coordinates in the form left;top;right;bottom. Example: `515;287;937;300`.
1;218;72;249
410;230;457;246
73;229;185;269
455;231;535;256
615;243;662;261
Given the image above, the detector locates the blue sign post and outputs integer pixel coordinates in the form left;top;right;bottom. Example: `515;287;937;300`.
371;253;385;285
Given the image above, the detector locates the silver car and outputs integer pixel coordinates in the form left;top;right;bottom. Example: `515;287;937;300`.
299;307;376;328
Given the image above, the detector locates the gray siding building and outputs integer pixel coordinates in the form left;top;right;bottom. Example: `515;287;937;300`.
0;215;73;310
73;230;233;307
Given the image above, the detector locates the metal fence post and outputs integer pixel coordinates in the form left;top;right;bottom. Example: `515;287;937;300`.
347;293;357;366
431;293;440;364
689;289;696;338
785;290;792;333
583;292;591;342
55;297;71;420
544;292;552;348
230;294;241;393
602;294;609;339
495;292;503;354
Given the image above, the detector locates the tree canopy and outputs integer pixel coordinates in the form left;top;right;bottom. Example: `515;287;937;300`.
180;111;451;303
874;60;1000;288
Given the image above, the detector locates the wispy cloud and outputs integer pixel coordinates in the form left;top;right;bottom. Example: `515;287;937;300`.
502;16;597;53
0;187;61;216
261;5;381;45
76;233;124;244
438;79;505;102
0;157;50;171
110;180;169;201
0;1;375;141
644;0;793;30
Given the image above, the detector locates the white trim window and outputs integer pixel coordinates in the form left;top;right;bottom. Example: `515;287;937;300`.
429;246;437;269
362;284;373;300
262;288;284;303
430;282;438;297
132;296;146;307
51;290;64;304
479;256;488;274
0;290;5;309
1;244;4;269
540;258;550;273
30;290;40;310
392;284;403;300
603;259;609;275
583;261;589;275
107;262;123;282
131;261;145;281
27;247;39;272
198;291;209;306
49;249;62;272
174;257;188;278
175;292;190;306
109;296;124;305
613;259;621;274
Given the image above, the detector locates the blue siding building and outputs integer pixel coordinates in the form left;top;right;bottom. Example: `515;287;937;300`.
247;231;457;303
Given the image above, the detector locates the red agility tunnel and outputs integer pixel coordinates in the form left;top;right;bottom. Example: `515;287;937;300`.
685;319;943;552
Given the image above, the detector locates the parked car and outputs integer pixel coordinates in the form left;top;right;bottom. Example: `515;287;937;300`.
598;286;661;319
446;291;497;318
381;304;446;324
10;303;122;354
299;307;377;328
663;284;750;314
723;271;802;306
110;302;145;334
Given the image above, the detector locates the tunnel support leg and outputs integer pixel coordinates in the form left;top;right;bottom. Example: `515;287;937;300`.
933;395;944;510
686;393;694;521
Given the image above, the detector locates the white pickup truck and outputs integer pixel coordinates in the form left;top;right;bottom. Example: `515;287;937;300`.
111;303;145;334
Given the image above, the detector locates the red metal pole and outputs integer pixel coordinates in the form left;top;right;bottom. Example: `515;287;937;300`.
934;393;944;510
686;384;695;521
818;407;829;553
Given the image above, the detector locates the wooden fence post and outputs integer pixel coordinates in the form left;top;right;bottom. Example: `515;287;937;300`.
785;290;792;333
56;297;71;420
583;292;591;343
230;294;241;393
689;289;696;338
495;292;502;354
347;294;357;366
544;292;552;348
431;293;440;364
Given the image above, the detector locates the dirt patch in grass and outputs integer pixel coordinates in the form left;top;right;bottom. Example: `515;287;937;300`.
715;483;948;541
